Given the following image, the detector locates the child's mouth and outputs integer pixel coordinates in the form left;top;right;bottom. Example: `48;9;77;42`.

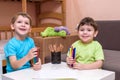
19;28;26;31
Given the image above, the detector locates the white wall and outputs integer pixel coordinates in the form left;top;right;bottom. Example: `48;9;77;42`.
66;0;120;33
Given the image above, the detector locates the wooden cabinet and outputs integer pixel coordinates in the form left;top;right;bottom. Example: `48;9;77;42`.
33;34;79;64
1;0;27;12
36;0;66;27
30;0;66;27
19;0;66;27
2;0;66;27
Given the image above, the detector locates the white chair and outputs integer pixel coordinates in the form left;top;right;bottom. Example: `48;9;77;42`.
0;40;8;80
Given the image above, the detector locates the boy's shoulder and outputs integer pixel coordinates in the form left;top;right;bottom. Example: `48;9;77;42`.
93;40;101;45
72;40;80;45
7;37;16;43
72;40;101;45
7;37;33;44
26;37;34;41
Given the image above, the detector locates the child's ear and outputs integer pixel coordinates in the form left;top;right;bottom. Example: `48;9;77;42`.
10;24;15;30
94;31;98;37
29;28;31;32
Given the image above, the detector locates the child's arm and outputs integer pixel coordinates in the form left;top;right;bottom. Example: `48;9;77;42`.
73;60;103;70
9;47;38;69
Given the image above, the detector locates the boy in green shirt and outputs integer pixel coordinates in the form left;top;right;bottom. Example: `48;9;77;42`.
66;17;104;70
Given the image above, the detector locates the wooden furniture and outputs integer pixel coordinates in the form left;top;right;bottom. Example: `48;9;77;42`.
0;27;13;40
33;34;79;64
27;0;66;27
2;62;115;80
30;27;46;37
1;0;27;12
0;27;46;40
2;0;66;27
36;0;66;27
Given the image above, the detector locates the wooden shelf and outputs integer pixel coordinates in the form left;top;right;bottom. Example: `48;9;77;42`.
24;0;66;27
2;0;66;27
37;0;66;27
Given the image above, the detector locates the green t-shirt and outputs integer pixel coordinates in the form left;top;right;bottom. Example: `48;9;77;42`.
67;40;104;64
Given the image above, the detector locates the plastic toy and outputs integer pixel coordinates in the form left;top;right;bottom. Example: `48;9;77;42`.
41;27;66;37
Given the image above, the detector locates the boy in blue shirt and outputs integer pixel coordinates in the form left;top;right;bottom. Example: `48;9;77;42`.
4;12;41;73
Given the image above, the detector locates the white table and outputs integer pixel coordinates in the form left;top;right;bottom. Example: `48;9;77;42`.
2;62;115;80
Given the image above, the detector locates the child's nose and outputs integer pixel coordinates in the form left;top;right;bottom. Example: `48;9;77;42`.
83;30;87;33
21;23;26;27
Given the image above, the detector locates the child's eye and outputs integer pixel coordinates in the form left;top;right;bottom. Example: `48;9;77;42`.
17;21;22;23
25;22;30;25
87;29;92;31
80;29;84;31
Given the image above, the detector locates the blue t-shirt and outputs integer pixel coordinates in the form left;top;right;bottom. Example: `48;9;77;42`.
4;37;35;73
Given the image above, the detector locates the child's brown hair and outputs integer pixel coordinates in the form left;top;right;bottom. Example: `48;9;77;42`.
77;17;98;31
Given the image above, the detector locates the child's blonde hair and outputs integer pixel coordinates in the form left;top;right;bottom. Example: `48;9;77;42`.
11;12;32;26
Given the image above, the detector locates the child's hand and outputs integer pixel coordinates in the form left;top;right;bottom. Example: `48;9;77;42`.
66;56;75;66
32;58;41;70
72;62;84;70
26;47;38;60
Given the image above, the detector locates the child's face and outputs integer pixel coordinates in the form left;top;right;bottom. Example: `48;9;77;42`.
11;15;31;38
78;24;98;44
